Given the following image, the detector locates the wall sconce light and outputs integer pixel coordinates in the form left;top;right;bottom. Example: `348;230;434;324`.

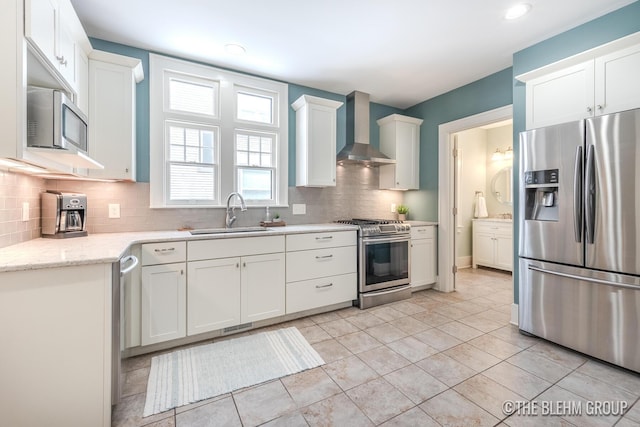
491;146;513;161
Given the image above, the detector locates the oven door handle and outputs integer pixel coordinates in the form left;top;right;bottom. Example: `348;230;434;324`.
362;235;410;245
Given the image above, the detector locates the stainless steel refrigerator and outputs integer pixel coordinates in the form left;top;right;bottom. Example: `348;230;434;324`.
519;108;640;373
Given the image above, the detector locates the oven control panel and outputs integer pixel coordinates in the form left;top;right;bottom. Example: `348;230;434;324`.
361;223;411;236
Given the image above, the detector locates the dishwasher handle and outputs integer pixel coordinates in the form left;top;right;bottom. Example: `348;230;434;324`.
120;255;139;276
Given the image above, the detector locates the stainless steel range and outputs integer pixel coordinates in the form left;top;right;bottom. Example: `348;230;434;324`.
336;219;412;308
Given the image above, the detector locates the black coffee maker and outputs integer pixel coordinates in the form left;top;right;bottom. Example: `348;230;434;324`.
41;191;88;238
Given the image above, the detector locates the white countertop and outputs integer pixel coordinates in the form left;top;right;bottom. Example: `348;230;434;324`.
472;217;513;222
0;224;358;273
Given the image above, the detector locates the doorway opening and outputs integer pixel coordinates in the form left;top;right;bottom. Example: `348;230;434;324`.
437;105;513;293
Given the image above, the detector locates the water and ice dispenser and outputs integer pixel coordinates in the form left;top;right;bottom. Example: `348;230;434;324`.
523;169;559;222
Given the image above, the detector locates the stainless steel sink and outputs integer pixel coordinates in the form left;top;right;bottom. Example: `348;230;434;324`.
189;226;267;235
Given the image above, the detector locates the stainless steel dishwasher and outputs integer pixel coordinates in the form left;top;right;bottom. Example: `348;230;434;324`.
112;254;139;405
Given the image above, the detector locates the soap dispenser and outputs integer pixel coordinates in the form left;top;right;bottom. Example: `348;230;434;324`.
264;206;271;222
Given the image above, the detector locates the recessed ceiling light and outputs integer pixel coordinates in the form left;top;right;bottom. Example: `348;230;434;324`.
225;43;246;55
505;3;532;20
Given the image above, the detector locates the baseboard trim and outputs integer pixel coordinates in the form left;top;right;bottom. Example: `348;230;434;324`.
510;303;518;326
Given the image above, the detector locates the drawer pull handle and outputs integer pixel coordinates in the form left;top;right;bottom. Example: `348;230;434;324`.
154;248;176;253
315;254;333;260
316;283;333;289
315;236;333;241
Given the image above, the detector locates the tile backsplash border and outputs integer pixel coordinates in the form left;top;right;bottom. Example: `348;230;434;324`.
0;165;405;248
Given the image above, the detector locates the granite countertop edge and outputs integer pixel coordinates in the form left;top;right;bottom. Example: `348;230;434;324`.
0;224;359;273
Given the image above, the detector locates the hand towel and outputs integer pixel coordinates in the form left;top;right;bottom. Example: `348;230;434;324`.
475;196;489;218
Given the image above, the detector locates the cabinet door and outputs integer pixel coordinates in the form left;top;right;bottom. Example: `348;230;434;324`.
56;18;76;86
526;61;594;129
88;59;137;180
595;44;640;116
395;122;420;189
141;263;186;345
473;232;495;268
495;236;513;272
306;104;337;186
411;238;435;287
25;0;58;66
187;258;241;335
241;253;285;323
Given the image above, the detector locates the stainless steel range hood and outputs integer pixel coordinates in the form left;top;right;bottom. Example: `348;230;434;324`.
337;91;395;166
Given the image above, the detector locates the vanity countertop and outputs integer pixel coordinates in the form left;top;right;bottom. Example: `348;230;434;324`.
472;217;513;222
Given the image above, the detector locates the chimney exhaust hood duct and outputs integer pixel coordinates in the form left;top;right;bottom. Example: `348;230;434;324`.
337;91;395;166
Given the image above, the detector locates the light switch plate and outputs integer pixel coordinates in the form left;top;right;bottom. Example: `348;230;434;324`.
22;202;29;221
108;203;121;219
292;204;306;215
391;203;397;213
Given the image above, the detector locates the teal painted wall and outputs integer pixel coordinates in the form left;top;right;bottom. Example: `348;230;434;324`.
511;1;640;303
402;68;514;221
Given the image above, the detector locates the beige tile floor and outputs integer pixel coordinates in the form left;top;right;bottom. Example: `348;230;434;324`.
113;268;640;427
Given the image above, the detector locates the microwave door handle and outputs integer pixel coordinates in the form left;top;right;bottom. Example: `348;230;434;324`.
585;144;596;244
573;146;583;243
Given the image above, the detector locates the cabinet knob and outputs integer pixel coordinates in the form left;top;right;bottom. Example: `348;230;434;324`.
587;106;593;113
597;104;604;111
243;262;246;267
236;263;239;268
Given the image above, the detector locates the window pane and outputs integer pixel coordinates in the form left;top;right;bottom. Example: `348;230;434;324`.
261;153;272;167
249;152;260;166
169;145;184;162
249;135;261;152
170;164;215;200
238;168;273;200
185;147;200;162
261;139;272;153
169;79;215;115
236;151;248;166
185;128;199;146
237;92;272;124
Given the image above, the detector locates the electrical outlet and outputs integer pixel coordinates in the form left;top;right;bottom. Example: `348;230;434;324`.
108;203;121;219
292;204;306;215
391;203;397;213
22;202;29;221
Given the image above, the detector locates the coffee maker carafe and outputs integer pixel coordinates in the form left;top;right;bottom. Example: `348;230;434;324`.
41;191;88;238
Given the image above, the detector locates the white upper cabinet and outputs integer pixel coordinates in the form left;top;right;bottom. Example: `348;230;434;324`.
522;36;640;129
526;61;595;129
88;50;144;181
377;114;422;190
595;43;640;116
25;0;92;96
292;94;343;187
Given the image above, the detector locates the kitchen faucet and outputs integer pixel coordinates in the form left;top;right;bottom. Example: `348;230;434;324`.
225;192;247;228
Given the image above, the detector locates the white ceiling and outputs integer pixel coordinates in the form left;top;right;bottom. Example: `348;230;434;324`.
70;0;635;109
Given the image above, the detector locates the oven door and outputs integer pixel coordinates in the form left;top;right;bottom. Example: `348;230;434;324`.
360;235;410;293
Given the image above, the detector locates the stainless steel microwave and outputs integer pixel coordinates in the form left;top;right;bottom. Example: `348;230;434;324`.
27;86;88;155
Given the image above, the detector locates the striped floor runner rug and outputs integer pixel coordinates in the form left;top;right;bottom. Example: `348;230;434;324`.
143;327;324;416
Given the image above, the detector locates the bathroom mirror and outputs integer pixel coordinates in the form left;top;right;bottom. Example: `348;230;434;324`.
491;166;513;205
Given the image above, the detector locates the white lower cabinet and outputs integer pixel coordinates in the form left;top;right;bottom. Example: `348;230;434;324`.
0;264;112;427
187;257;241;335
410;225;437;288
186;236;285;336
141;262;186;345
285;231;357;315
241;253;286;323
187;252;285;336
472;220;513;272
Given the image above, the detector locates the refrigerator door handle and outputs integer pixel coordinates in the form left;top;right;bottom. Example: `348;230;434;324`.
528;265;640;291
584;144;596;244
573;146;583;243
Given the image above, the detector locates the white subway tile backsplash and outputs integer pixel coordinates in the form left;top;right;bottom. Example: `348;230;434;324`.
0;164;406;248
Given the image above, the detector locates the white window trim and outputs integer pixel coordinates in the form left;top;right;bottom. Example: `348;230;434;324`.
149;53;288;208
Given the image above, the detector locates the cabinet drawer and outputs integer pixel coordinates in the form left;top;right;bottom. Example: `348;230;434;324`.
188;235;285;261
473;222;512;235
286;246;356;282
286;273;357;314
411;226;435;240
286;231;356;252
141;241;186;266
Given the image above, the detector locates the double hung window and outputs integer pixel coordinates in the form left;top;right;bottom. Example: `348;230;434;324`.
149;54;288;207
